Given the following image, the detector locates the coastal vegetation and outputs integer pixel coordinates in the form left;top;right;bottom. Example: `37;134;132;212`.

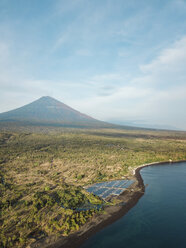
0;128;186;247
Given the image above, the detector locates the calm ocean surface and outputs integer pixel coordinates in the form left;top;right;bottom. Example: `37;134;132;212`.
81;162;186;248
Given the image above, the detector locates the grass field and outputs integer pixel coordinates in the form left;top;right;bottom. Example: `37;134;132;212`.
1;127;186;247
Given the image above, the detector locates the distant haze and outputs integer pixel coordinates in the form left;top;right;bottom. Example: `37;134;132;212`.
108;120;181;131
0;0;186;130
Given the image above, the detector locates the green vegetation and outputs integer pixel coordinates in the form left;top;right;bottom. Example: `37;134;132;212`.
0;128;186;247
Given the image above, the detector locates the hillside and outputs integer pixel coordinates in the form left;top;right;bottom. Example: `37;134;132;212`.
1;129;186;247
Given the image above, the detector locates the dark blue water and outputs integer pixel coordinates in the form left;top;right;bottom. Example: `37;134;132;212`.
81;162;186;248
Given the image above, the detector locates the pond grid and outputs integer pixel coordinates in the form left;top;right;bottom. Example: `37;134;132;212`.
85;179;134;199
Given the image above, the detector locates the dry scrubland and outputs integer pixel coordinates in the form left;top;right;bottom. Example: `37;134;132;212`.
0;127;186;247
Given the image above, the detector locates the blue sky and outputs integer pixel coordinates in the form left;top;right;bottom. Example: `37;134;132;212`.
0;0;186;130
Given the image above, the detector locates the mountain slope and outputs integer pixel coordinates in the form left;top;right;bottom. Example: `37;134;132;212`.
0;96;109;127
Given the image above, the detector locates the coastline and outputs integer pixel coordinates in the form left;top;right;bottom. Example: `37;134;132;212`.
31;160;186;248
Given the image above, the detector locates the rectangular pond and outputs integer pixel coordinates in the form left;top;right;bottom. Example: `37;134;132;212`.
85;179;134;199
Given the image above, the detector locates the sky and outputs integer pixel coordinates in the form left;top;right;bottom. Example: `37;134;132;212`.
0;0;186;130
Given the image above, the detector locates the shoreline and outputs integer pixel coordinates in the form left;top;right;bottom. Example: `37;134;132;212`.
32;160;186;248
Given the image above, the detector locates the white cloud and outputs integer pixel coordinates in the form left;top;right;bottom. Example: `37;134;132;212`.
140;36;186;75
72;36;186;129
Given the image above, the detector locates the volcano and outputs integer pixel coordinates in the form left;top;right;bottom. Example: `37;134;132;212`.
0;96;110;128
